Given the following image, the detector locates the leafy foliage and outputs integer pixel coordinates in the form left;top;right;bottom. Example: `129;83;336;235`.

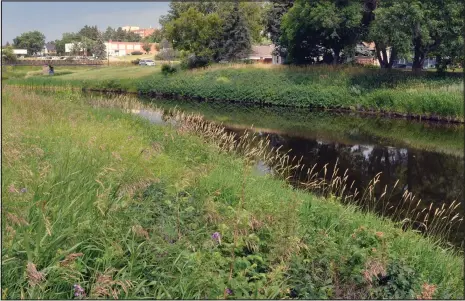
13;31;46;55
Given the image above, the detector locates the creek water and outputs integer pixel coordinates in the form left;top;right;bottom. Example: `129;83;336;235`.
104;94;464;247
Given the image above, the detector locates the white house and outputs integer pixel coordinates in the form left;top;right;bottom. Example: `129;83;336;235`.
65;42;85;54
13;49;27;55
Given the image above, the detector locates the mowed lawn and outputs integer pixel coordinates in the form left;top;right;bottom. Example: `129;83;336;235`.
55;65;161;80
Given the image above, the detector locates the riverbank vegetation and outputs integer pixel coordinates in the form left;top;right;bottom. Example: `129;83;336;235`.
2;86;463;299
5;64;464;121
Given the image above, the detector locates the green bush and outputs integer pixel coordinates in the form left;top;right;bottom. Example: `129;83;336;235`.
131;51;143;55
131;58;141;65
161;63;178;75
181;54;210;69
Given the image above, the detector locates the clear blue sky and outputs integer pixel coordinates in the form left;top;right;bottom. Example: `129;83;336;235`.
1;2;170;44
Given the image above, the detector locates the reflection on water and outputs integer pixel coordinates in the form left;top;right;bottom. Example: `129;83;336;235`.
122;95;463;246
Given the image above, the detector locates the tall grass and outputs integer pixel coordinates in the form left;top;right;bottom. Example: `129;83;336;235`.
137;65;464;121
2;86;463;299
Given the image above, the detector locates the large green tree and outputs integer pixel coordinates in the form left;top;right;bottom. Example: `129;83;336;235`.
281;0;364;65
13;31;45;55
264;0;293;58
368;0;463;71
218;2;252;61
164;7;223;60
161;1;264;64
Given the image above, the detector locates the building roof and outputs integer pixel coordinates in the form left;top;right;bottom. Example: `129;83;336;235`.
249;44;274;58
45;42;56;51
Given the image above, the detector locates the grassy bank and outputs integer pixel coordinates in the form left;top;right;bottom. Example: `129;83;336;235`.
2;86;463;299
4;64;464;121
3;65;160;93
137;65;464;121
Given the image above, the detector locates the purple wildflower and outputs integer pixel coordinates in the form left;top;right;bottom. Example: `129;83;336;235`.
211;232;221;244
225;288;233;295
73;284;85;298
20;188;27;193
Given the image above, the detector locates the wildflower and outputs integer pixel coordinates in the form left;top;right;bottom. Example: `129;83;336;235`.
211;232;221;244
20;188;27;193
8;184;18;193
73;284;86;298
27;262;45;287
375;232;384;238
225;288;232;295
416;283;437;300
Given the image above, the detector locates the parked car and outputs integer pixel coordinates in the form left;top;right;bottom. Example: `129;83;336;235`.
139;59;155;66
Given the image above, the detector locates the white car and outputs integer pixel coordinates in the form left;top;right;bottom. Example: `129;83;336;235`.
139;59;155;66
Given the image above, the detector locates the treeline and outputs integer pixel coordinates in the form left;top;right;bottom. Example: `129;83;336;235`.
7;25;163;59
160;0;464;71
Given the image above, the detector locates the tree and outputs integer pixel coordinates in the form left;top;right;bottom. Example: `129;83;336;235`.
2;46;17;62
143;29;163;43
13;31;46;55
219;2;251;61
78;25;99;41
368;1;412;68
142;42;151;53
70;42;83;56
103;26;116;41
280;0;364;65
368;0;463;71
264;0;293;58
5;41;10;47
92;34;107;59
163;7;223;61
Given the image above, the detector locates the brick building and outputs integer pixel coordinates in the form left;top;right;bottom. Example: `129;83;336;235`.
104;40;158;57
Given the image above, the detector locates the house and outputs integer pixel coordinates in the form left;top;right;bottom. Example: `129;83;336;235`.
104;40;158;57
122;25;156;38
65;42;86;55
248;44;278;64
354;42;395;66
12;49;27;55
42;42;56;55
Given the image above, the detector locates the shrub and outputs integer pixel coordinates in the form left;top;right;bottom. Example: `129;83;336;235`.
161;63;178;75
181;54;210;69
131;51;143;55
131;58;141;65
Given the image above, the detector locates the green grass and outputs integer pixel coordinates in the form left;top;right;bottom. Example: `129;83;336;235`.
2;86;463;299
137;64;463;121
5;64;463;120
5;65;162;93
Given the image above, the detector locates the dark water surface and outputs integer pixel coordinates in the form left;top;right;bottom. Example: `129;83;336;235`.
120;95;464;246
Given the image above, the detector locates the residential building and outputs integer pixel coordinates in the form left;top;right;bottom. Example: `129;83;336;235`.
104;40;158;57
12;49;27;55
248;44;274;64
65;42;86;55
122;26;140;32
43;42;57;55
122;25;156;38
132;28;156;38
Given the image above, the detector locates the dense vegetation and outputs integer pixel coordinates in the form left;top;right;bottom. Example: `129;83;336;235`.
138;65;464;121
2;86;463;299
5;64;463;121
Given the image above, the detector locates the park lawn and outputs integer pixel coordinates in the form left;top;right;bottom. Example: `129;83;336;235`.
1;86;463;299
115;54;154;61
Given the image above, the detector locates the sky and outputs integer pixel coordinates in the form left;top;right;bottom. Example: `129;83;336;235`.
1;2;170;44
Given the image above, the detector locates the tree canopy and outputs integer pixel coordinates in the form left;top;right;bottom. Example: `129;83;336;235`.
263;0;463;71
13;31;45;55
161;1;264;63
